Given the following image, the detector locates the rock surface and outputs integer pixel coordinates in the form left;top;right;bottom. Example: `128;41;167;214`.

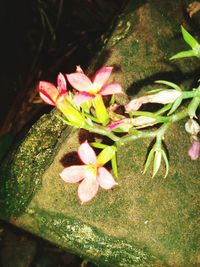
0;1;200;266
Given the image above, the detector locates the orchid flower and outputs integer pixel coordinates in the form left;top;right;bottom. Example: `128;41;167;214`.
66;66;123;105
39;73;85;127
60;141;117;203
39;73;68;106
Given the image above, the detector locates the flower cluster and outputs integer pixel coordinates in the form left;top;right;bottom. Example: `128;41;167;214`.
38;26;200;203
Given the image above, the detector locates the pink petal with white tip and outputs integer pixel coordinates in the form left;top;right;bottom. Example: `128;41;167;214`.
38;81;58;105
59;165;87;183
39;91;55;106
74;92;94;105
57;73;67;94
93;67;113;88
97;167;117;189
78;170;99;203
108;120;124;131
66;72;93;92
78;141;97;165
100;83;123;95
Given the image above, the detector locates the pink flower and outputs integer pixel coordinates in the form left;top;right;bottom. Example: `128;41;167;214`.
188;140;200;160
66;66;123;105
59;141;117;203
39;73;68;106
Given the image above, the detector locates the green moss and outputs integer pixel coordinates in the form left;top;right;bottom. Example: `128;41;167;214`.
0;110;70;220
32;209;161;267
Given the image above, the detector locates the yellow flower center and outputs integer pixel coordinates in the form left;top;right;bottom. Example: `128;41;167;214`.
88;84;100;95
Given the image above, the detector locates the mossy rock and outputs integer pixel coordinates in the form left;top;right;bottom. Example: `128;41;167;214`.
0;1;199;266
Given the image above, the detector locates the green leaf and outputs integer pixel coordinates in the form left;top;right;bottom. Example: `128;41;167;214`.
170;50;195;60
152;150;162;178
167;95;183;115
97;146;116;166
57;100;85;127
161;150;169;178
91;142;108;149
129;110;157;119
155;80;182;91
111;155;118;178
55;115;75;126
155;103;172;115
146;88;166;94
93;95;109;126
187;96;200;118
181;25;199;49
143;147;155;175
84;113;100;123
109;95;115;106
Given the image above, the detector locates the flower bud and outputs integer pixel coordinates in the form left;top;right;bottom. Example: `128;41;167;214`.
125;90;181;112
185;118;200;136
188;140;200;160
97;146;116;166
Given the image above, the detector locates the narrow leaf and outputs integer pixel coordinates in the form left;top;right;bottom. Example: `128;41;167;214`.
161;150;169;178
143;147;155;174
109;95;115;106
152;150;162;178
181;25;199;49
155;103;172;115
55;115;74;126
167;95;183;115
170;50;195;60
93;95;109;126
111;155;118;178
155;80;181;91
91;142;108;149
146;88;166;94
97;146;116;166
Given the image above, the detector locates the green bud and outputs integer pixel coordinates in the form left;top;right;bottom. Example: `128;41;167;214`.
152;150;162;178
56;97;85;127
97;146;116;166
93;95;109;126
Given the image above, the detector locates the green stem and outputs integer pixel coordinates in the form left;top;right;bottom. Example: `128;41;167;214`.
182;90;200;99
84;124;120;142
187;96;200;118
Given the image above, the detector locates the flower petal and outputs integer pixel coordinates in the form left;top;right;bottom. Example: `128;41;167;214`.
66;72;93;92
93;67;113;88
38;81;58;105
125;98;145;112
59;165;87;183
74;92;94;105
57;73;67;94
100;83;123;95
78;141;97;165
78;170;99;203
108;120;123;131
97;167;117;189
39;91;55;106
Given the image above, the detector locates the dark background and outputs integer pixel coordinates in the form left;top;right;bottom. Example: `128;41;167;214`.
0;1;125;266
